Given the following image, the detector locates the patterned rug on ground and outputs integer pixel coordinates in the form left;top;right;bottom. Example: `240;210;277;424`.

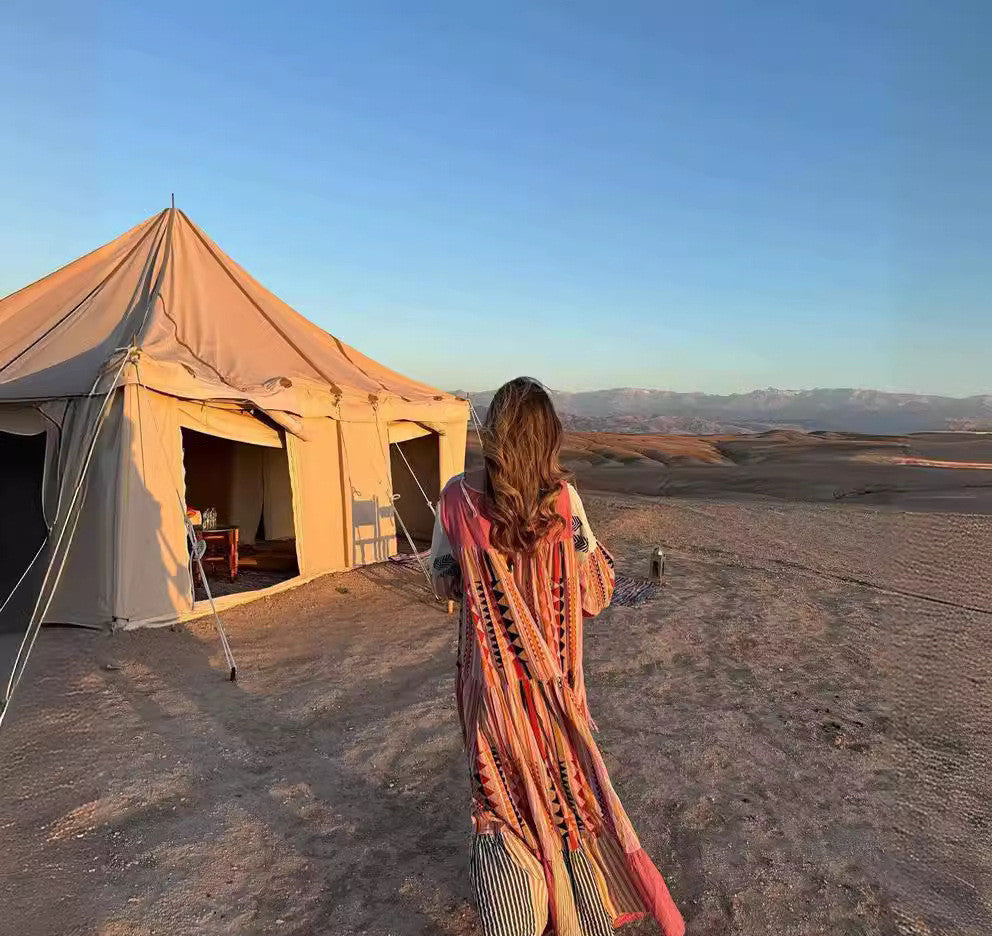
388;551;663;607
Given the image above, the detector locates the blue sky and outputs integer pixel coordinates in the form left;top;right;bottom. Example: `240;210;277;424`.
2;1;989;396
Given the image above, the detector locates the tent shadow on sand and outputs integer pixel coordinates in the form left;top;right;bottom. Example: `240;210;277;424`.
0;576;485;934
122;627;477;934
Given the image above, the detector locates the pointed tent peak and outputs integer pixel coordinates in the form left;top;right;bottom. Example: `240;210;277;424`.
0;208;464;420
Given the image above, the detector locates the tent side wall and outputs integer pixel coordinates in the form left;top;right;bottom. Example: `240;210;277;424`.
0;397;132;630
286;418;347;575
113;386;192;627
102;393;353;628
36;387;192;629
15;394;467;630
341;420;397;565
343;412;468;566
440;418;468;491
45;395;126;626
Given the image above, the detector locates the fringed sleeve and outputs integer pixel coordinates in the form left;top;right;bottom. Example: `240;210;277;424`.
579;543;616;617
567;483;616;617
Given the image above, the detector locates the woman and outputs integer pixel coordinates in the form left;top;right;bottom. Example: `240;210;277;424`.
430;378;685;936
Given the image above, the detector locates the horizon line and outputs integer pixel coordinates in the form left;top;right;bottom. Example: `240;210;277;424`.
450;385;992;402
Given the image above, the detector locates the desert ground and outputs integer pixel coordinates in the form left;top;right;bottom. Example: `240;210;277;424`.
1;435;990;936
554;430;992;515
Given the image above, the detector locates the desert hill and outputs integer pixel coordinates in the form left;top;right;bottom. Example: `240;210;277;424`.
454;387;992;435
466;429;992;514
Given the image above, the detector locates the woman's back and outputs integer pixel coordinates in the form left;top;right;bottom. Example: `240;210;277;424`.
429;378;684;936
432;471;614;724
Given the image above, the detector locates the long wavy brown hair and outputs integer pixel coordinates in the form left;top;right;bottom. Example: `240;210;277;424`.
481;377;570;554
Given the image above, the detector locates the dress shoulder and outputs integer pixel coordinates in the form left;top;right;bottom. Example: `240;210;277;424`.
440;473;466;498
565;481;586;515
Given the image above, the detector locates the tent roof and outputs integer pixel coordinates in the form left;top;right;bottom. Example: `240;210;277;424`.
0;208;460;417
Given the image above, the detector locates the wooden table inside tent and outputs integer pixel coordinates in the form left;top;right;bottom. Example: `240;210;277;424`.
193;527;239;582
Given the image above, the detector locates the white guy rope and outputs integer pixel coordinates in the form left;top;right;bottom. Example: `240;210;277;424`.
0;542;47;621
392;437;437;517
468;396;485;450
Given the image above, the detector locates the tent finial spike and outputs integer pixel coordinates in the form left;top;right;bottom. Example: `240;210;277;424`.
171;192;175;210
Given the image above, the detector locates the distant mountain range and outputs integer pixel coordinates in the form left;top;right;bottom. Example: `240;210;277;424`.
451;387;992;435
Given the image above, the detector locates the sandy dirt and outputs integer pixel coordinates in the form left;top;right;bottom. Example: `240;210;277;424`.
489;431;992;516
1;494;990;936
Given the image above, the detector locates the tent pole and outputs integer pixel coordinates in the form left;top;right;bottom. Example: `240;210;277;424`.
184;517;238;681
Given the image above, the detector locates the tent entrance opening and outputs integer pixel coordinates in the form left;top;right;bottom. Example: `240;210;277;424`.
181;428;299;600
0;432;48;633
390;432;441;553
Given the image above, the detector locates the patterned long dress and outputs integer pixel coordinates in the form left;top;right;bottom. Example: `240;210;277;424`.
430;476;684;936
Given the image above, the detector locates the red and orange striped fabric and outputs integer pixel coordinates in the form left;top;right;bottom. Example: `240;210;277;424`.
434;478;685;936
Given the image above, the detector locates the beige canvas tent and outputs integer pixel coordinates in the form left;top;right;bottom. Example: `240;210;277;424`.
0;206;468;633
